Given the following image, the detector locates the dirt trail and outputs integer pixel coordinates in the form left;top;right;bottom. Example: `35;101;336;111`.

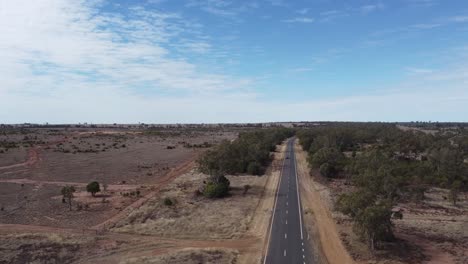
0;178;140;190
0;135;74;171
0;147;40;170
295;140;355;264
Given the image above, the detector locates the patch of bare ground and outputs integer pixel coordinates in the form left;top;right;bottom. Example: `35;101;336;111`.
296;141;468;264
392;188;468;264
294;140;354;264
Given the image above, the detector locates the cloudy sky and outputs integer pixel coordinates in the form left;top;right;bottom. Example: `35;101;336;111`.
1;0;468;123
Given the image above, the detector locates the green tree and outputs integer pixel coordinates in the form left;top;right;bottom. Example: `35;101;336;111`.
61;186;76;211
309;147;345;172
354;204;394;250
86;181;101;197
336;191;375;218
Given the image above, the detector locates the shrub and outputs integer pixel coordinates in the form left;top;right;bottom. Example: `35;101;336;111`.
61;186;76;211
163;197;174;206
319;163;332;177
203;175;230;198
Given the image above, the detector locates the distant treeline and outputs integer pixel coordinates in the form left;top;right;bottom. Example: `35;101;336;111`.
297;123;468;250
197;128;295;176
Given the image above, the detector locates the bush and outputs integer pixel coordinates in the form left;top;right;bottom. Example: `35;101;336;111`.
319;163;332;177
163;197;174;206
203;175;230;198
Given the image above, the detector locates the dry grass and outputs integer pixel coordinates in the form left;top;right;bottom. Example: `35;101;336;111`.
120;248;238;264
112;170;269;239
0;233;93;264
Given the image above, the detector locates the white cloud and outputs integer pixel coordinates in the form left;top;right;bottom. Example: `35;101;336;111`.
406;0;438;7
296;8;309;15
0;0;253;99
185;0;258;18
360;3;385;14
406;67;434;74
288;67;314;73
410;23;441;29
282;17;314;23
450;16;468;23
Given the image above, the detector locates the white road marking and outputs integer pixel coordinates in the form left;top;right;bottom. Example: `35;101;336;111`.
286;210;288;214
286;220;288;225
284;250;287;257
285;233;287;239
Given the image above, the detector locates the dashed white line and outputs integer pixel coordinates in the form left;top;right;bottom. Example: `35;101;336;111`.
284;250;287;257
284;233;287;239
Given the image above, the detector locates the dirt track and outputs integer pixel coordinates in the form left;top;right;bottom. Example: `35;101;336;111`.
0;146;40;170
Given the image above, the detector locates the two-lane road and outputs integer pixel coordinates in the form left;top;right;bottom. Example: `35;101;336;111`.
264;138;314;264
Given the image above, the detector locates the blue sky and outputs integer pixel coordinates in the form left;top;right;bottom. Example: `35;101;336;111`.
1;0;468;123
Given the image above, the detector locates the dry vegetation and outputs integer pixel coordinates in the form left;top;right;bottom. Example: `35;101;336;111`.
0;125;286;264
296;123;468;264
0;233;95;264
120;249;238;264
113;170;269;239
0;127;234;229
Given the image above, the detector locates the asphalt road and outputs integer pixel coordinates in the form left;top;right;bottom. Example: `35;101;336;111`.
264;138;314;264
